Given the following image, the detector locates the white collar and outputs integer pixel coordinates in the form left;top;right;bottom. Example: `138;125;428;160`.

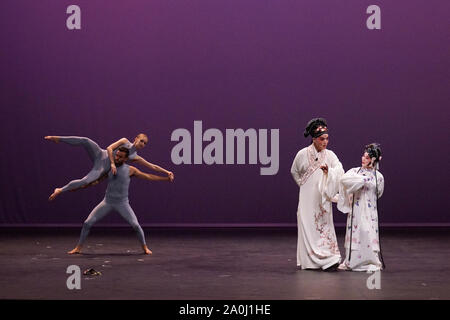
310;144;323;157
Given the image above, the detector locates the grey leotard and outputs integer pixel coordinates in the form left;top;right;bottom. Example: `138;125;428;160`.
76;163;146;246
115;140;138;161
58;136;138;192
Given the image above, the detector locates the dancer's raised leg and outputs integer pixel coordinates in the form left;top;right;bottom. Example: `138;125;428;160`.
45;136;103;161
44;136;60;143
46;136;109;200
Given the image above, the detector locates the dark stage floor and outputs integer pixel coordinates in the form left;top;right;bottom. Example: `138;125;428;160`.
0;228;449;300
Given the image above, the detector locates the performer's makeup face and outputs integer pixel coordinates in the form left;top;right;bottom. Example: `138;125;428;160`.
313;134;328;151
361;152;372;167
114;151;128;166
134;136;148;150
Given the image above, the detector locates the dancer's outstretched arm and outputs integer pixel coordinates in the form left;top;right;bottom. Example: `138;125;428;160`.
131;156;174;179
130;166;173;182
107;138;130;175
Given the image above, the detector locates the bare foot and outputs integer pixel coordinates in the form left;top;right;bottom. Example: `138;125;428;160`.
68;247;82;254
143;246;152;255
49;188;62;201
44;136;60;143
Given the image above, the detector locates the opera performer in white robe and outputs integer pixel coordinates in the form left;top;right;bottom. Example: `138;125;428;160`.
337;143;385;272
291;118;344;271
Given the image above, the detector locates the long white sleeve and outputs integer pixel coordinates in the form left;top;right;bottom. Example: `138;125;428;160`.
376;171;384;199
337;168;364;213
290;150;305;187
341;169;365;193
318;150;344;205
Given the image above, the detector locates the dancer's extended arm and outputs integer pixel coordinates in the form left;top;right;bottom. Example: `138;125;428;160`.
131;156;174;179
129;166;173;182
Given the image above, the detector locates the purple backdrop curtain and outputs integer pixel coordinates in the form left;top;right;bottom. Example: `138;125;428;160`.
0;0;448;225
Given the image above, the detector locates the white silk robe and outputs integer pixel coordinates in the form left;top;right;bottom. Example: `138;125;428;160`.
291;144;344;269
337;167;385;271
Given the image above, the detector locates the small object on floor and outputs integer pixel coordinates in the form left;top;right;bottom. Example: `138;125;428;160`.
83;268;102;276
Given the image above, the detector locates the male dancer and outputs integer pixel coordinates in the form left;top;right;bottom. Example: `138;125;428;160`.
67;146;173;255
291;118;344;271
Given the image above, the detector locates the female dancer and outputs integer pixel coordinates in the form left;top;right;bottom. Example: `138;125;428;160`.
337;143;385;271
45;134;174;200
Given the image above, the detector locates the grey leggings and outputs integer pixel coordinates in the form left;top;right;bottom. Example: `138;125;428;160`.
77;199;146;246
58;136;110;192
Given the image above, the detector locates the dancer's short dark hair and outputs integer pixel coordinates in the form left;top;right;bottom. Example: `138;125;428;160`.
365;143;382;162
304;118;328;138
117;146;130;157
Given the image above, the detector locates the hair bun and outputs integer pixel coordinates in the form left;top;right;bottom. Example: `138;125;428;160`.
365;143;382;162
304;117;328;138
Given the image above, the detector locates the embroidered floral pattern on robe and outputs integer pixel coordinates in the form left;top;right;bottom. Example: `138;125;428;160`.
291;144;344;269
337;167;385;271
314;205;341;255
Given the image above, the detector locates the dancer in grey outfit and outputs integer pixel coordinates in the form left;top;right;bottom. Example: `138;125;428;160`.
68;146;174;255
45;134;174;200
